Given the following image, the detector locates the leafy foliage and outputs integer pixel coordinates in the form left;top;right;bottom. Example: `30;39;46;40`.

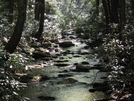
94;26;134;99
0;51;28;101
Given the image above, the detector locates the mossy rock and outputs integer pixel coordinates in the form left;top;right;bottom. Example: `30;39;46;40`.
59;41;74;48
42;42;51;48
32;51;51;59
76;63;90;72
30;43;41;48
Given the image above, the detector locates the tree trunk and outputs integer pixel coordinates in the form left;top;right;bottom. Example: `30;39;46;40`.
119;0;126;40
35;0;40;20
5;0;27;53
8;0;14;23
131;0;134;17
96;0;99;17
34;0;45;40
102;0;109;33
111;0;119;23
120;0;126;32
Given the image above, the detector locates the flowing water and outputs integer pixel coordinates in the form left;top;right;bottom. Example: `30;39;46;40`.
20;34;108;101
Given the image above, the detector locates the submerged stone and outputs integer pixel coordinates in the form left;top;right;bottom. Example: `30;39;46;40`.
38;96;55;100
76;63;90;72
81;61;89;65
55;63;69;67
58;74;72;77
57;78;77;84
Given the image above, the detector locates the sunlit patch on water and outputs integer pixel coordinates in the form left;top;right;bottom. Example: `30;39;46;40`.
21;82;106;101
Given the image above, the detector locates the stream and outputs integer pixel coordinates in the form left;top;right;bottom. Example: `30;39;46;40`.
20;33;108;101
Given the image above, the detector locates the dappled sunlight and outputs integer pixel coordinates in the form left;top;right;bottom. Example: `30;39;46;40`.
0;0;134;101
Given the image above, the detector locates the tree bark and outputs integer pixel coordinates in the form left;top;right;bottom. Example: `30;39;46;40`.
131;0;134;17
120;0;126;32
111;0;119;23
8;0;14;23
35;0;40;20
96;0;99;17
5;0;27;53
34;0;45;40
102;0;109;33
119;0;126;40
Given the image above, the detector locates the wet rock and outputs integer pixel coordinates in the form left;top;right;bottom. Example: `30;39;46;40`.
78;49;90;55
54;60;69;62
58;74;72;77
57;78;77;84
42;42;51;48
55;63;69;67
30;43;41;48
32;51;51;59
84;45;90;49
69;36;76;39
63;50;71;54
32;75;42;81
61;70;69;72
81;61;89;65
93;83;104;88
53;44;58;48
40;75;50;81
100;77;107;79
76;64;90;72
92;82;109;92
38;96;55;100
59;41;74;48
42;57;53;61
19;74;33;83
73;55;81;57
89;89;96;92
93;64;105;71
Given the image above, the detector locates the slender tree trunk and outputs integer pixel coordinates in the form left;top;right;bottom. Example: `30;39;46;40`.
107;0;112;22
120;0;126;32
35;0;40;20
119;0;126;40
5;0;27;53
96;0;99;17
8;0;14;23
131;0;134;17
111;0;119;23
34;0;45;40
102;0;109;33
